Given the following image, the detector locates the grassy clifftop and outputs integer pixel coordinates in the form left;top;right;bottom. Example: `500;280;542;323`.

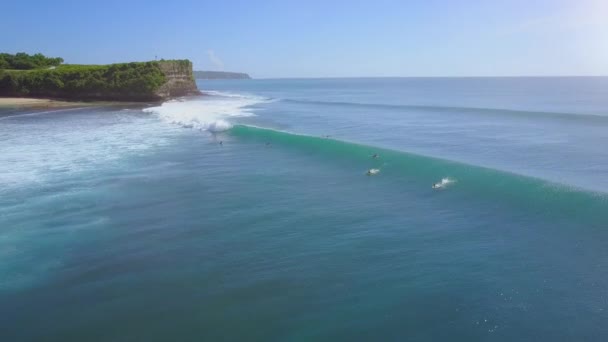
0;59;198;101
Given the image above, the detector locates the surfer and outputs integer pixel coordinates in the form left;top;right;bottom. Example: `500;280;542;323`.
371;153;379;159
219;141;223;146
432;178;454;189
367;168;380;176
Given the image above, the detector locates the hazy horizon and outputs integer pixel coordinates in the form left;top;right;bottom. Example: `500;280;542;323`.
2;0;607;78
251;75;608;80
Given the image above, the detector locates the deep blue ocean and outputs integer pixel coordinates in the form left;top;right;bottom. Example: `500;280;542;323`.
1;77;608;341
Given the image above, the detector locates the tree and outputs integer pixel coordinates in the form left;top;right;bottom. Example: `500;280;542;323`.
0;52;64;70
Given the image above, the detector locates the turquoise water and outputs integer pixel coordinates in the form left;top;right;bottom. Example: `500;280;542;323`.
1;78;608;341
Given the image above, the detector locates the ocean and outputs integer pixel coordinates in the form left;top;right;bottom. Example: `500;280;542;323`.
1;77;608;341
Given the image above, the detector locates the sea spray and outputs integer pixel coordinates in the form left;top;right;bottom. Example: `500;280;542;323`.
143;92;268;132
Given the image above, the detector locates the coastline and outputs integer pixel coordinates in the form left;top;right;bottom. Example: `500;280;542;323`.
0;97;99;109
0;97;148;110
1;60;198;102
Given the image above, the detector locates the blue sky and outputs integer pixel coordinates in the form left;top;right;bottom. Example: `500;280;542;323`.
1;0;606;78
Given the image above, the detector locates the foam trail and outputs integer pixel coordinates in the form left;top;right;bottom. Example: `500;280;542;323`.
0;109;174;190
431;177;455;190
144;92;267;132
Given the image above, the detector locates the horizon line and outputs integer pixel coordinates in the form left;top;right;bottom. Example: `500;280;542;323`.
249;75;608;80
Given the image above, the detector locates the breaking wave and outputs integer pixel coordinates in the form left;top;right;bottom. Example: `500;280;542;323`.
229;124;608;226
143;92;268;132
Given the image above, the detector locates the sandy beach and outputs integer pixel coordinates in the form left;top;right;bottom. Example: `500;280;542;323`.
0;97;142;109
0;97;90;108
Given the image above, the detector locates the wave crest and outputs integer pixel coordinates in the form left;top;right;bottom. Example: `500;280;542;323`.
144;92;267;132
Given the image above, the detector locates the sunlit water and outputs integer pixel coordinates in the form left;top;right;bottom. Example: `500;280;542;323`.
1;77;608;341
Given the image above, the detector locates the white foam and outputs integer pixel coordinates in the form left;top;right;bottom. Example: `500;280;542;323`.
440;177;454;185
433;177;456;189
0;110;173;190
144;92;268;132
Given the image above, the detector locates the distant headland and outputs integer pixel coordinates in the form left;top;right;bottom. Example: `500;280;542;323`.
194;71;251;80
0;53;199;102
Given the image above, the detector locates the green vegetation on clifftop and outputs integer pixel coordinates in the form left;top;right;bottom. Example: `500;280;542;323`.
0;62;165;100
0;52;64;70
0;58;197;101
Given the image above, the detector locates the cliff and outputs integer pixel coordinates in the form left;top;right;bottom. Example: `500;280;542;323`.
155;60;199;98
0;60;199;101
194;71;251;80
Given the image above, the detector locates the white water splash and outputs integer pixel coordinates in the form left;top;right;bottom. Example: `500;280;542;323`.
0;110;173;189
433;177;456;189
143;92;268;132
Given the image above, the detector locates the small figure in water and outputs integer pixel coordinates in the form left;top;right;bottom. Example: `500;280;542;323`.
219;141;223;146
371;153;379;159
432;178;453;189
265;142;271;147
367;168;380;176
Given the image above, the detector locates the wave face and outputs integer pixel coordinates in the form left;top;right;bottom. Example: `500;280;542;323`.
143;92;268;132
200;78;608;192
229;124;608;226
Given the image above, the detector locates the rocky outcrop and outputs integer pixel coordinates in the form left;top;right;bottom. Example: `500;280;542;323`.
156;60;200;99
0;59;200;102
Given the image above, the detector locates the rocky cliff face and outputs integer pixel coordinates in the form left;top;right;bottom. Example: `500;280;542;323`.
0;59;199;102
155;60;200;99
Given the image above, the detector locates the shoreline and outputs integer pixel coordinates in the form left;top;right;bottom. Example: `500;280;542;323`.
0;97;104;109
0;97;151;110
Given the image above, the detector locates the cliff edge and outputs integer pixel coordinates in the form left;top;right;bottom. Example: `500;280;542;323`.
155;60;199;99
0;58;199;101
